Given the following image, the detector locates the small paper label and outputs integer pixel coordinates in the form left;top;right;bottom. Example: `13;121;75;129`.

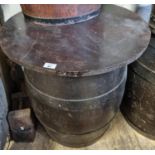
43;63;57;69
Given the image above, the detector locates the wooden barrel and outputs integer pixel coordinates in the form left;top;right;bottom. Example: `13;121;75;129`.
121;37;155;139
20;4;101;25
24;66;127;147
0;5;151;147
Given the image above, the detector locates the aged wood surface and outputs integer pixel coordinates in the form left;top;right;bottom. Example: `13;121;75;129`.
24;66;127;147
121;38;155;140
0;5;150;77
8;112;155;150
21;4;101;19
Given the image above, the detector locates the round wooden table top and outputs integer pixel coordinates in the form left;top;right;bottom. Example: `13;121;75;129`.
0;5;151;77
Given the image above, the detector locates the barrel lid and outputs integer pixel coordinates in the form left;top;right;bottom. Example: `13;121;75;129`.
131;37;155;84
0;5;150;77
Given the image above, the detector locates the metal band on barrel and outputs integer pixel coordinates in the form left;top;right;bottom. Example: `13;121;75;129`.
23;9;101;25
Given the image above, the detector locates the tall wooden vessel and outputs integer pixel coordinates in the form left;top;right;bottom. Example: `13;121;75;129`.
0;5;150;146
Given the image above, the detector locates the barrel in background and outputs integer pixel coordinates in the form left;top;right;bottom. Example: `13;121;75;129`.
121;37;155;139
